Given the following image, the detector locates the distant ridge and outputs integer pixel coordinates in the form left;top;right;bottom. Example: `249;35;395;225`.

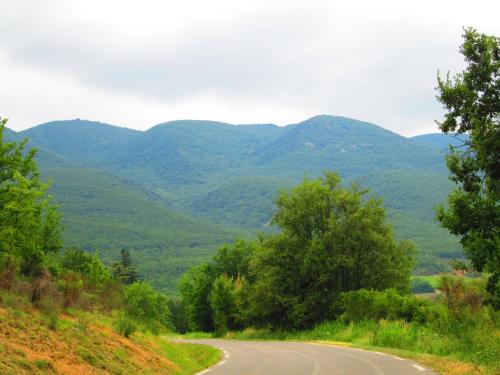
412;133;469;151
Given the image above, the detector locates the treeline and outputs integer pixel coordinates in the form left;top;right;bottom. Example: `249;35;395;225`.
0;118;172;337
180;172;416;333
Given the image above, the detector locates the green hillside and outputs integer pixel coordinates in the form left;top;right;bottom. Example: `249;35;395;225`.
247;116;446;179
8;115;464;289
412;133;469;151
41;152;246;290
102;120;284;190
188;176;294;229
356;170;461;272
22;119;141;166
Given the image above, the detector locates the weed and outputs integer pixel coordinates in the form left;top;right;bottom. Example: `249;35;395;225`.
78;348;98;366
113;348;129;362
33;359;53;370
113;313;137;338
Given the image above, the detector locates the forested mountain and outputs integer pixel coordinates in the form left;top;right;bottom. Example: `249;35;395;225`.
412;133;469;151
5;115;462;290
22;119;141;165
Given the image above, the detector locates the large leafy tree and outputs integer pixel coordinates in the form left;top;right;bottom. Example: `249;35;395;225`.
246;172;415;328
0;117;62;276
435;28;499;307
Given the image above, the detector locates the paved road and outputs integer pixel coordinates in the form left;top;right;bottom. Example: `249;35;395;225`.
185;339;436;375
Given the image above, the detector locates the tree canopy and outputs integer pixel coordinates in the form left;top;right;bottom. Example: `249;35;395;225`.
0;117;62;277
435;28;499;307
246;172;415;328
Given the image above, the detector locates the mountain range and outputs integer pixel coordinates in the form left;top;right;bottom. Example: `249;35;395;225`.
5;115;462;291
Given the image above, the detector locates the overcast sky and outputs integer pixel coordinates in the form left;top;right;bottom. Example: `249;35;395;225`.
0;0;498;136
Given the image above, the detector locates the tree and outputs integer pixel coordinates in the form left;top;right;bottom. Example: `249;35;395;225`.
112;249;140;285
209;274;238;335
0;117;62;277
167;298;189;334
435;28;499;307
246;172;415;328
178;263;215;332
212;239;256;280
179;240;256;332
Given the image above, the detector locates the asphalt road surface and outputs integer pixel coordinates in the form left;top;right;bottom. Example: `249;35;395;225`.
185;339;437;375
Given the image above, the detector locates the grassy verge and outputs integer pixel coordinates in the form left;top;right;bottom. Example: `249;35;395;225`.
412;275;442;288
212;318;499;375
0;290;219;375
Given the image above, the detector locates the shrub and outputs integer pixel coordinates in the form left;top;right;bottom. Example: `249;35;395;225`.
61;248;110;288
33;359;53;370
97;279;124;311
113;313;137;338
30;270;61;305
0;254;19;290
123;282;171;334
57;272;84;308
438;276;486;319
335;288;440;323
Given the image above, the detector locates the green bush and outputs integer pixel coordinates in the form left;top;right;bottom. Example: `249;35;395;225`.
61;248;110;287
335;288;441;323
113;313;137;338
123;282;171;334
57;272;84;308
33;359;53;370
437;276;487;321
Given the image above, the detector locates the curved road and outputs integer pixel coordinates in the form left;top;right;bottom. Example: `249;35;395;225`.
185;339;436;375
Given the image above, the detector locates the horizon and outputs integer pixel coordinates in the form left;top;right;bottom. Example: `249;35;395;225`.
3;114;447;138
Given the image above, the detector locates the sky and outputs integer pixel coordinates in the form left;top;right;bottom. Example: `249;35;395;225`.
0;0;498;136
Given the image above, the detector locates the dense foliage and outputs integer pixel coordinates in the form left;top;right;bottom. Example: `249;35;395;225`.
436;28;500;307
0;118;62;278
245;173;415;328
181;174;415;331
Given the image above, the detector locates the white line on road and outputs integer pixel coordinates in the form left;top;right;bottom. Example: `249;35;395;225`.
195;370;211;375
412;364;426;371
392;356;405;361
218;360;227;366
373;351;386;356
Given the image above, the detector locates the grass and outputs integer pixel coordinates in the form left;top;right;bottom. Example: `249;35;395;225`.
412;274;482;289
0;289;220;375
412;275;442;288
154;337;221;375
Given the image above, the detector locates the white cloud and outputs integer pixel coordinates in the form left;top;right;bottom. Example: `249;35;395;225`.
0;0;498;135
